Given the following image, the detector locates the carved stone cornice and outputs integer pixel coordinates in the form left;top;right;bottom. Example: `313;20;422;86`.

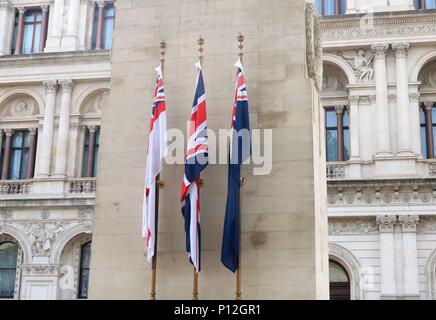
376;215;397;233
320;12;436;44
329;217;378;235
0;50;111;67
409;93;420;103
21;264;60;275
371;43;389;58
392;42;410;58
328;178;436;206
349;96;359;105
398;215;419;232
388;94;397;103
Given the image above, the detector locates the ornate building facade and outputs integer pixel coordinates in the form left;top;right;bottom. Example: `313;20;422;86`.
0;0;113;299
319;0;436;299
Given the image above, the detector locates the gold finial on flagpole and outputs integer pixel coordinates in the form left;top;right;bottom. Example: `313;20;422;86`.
198;35;204;64
237;33;244;62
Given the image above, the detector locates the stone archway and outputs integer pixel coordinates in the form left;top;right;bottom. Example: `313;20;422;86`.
329;243;363;300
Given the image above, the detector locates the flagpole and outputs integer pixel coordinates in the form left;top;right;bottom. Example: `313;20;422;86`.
150;40;167;301
192;35;204;301
236;32;244;301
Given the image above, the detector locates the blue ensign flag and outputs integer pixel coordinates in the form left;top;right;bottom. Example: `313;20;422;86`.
221;59;251;273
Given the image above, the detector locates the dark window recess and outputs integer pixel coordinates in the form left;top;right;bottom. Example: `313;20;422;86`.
0;242;18;299
77;242;92;299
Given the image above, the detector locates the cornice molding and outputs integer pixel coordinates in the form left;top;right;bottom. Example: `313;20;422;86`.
0;50;111;67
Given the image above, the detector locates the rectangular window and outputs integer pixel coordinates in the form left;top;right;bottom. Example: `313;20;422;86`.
92;2;115;50
420;108;428;159
415;0;436;9
326;110;338;162
11;14;19;54
343;110;350;161
316;0;346;16
9;131;30;180
22;9;43;54
82;127;100;178
78;242;91;299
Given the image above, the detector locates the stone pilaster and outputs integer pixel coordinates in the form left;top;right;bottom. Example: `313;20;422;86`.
377;215;397;298
371;43;392;158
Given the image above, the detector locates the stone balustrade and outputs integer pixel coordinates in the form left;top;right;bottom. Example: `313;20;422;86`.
0;180;32;195
326;163;346;180
67;178;97;195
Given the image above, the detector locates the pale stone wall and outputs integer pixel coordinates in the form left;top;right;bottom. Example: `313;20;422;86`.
89;0;329;299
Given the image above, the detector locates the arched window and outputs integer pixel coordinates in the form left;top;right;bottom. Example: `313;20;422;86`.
0;242;18;299
329;260;351;300
326;106;350;162
77;242;91;299
420;103;436;159
414;0;436;9
316;0;347;16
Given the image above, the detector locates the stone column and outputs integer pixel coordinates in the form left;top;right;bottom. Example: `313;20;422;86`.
392;42;413;156
61;0;81;51
1;129;13;180
86;126;97;177
371;43;391;157
335;105;345;161
36;80;58;178
95;0;105;50
39;5;49;53
349;96;360;160
44;0;64;52
54;80;73;177
14;7;26;55
398;215;420;298
0;2;15;56
423;101;434;159
27;128;37;179
377;215;397;299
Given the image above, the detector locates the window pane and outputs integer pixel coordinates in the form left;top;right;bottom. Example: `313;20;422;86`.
433;127;436;158
33;23;42;53
343;110;349;127
80;243;92;268
12;132;23;148
82;148;89;177
344;129;350;161
421;127;428;159
326;110;337;127
93;146;99;177
420;108;426;124
78;243;91;299
324;0;335;15
339;0;347;14
20;150;29;180
432;106;436;123
0;242;18;299
35;12;43;22
11;15;18;54
24;12;34;23
22;24;35;54
426;0;436;9
315;0;323;15
329;261;349;283
103;18;114;49
10;150;22;180
327;130;338;162
104;4;115;17
23;132;30;148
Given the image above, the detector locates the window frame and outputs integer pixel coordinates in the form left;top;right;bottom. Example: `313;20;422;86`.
77;241;92;299
420;103;436;160
415;0;436;9
8;130;31;180
91;1;116;50
81;126;100;178
325;106;350;162
21;8;44;54
0;241;19;299
316;0;346;16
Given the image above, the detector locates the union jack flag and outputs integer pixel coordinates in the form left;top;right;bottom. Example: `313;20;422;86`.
221;59;251;273
181;62;208;273
142;65;167;263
